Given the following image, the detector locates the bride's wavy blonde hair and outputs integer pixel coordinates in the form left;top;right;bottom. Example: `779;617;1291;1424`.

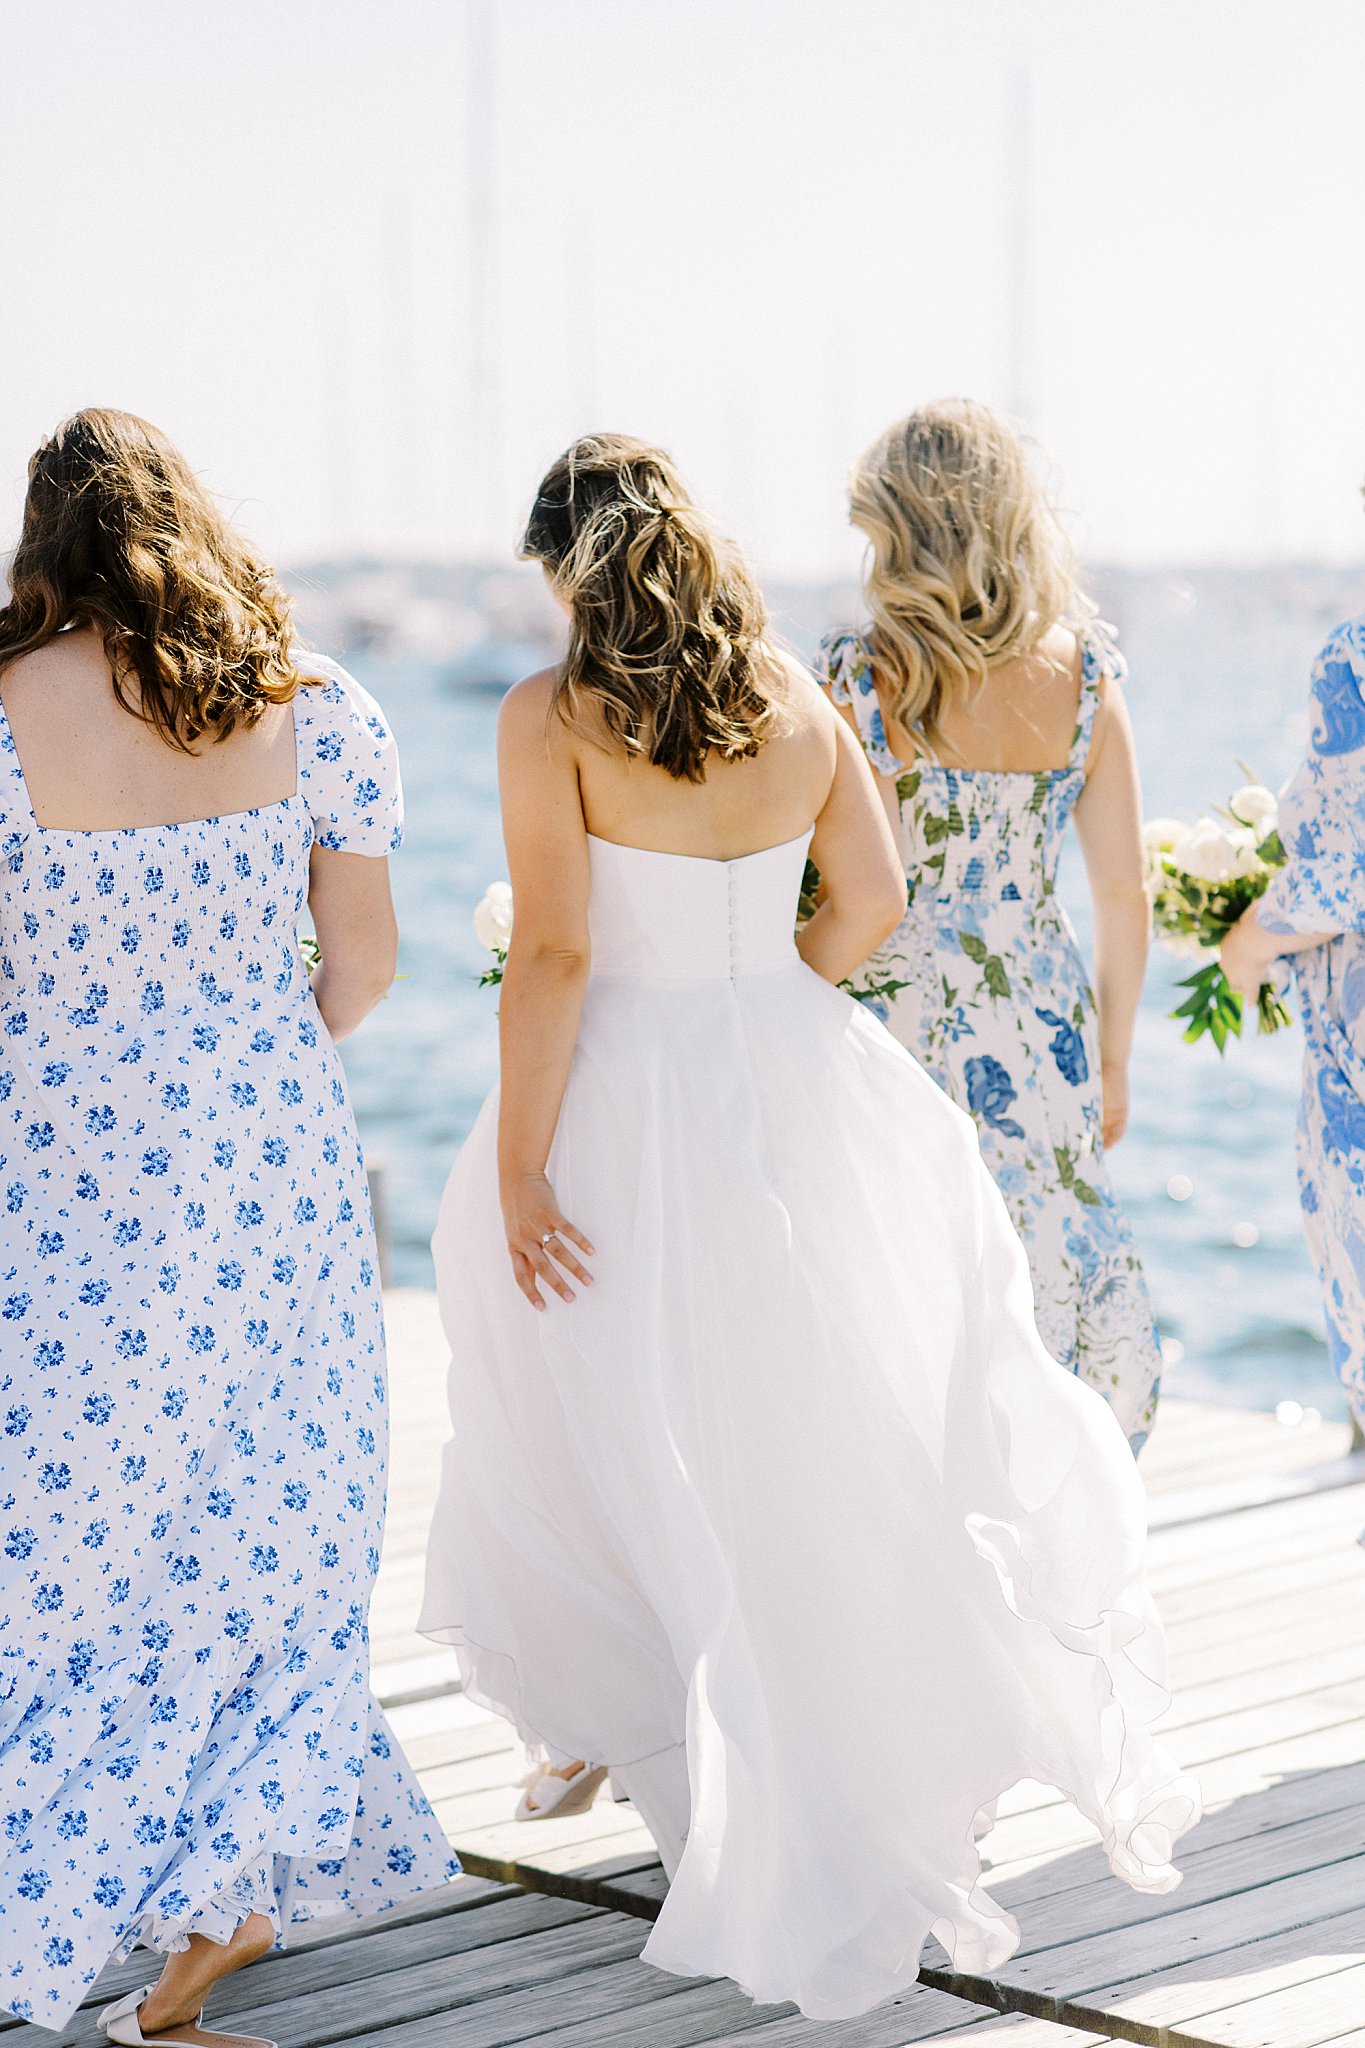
0;408;316;751
520;434;779;783
849;399;1093;750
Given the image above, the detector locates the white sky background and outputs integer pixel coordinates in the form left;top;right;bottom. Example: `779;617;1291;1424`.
2;0;1364;579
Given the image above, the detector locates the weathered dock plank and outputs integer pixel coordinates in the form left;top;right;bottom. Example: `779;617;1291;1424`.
213;1909;650;2046
1071;1893;1365;2042
338;1957;780;2048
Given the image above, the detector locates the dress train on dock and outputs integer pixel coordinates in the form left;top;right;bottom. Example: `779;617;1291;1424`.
421;828;1199;2022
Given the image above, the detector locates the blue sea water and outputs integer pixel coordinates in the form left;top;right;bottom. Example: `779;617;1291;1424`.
336;571;1363;1420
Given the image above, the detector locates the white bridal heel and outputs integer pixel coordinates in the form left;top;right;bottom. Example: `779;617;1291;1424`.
515;1762;610;1821
98;1985;277;2048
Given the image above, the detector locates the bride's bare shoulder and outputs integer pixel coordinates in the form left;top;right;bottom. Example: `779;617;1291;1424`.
765;648;839;741
764;647;822;706
498;666;570;748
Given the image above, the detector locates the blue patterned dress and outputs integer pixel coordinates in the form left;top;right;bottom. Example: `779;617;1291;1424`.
816;625;1162;1451
0;658;455;2027
1259;615;1365;1425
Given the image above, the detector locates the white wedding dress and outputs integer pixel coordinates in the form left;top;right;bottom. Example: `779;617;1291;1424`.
421;829;1199;2022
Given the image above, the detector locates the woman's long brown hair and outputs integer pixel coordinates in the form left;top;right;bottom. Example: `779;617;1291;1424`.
521;434;779;783
0;408;316;750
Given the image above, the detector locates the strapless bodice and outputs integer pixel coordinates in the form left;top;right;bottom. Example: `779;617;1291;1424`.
586;830;810;983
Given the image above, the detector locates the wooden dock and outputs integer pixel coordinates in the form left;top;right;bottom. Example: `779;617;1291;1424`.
12;1290;1365;2048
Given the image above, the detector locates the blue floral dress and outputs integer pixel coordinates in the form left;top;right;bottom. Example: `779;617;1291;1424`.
1259;615;1365;1426
0;658;456;2027
816;625;1162;1451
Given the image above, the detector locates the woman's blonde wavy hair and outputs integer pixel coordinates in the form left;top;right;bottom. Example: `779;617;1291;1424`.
520;434;779;783
849;398;1093;751
0;408;316;751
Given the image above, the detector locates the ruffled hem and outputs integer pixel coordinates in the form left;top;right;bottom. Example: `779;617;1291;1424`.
966;1511;1200;1893
141;1864;278;1956
0;1625;458;2027
427;1548;1198;2017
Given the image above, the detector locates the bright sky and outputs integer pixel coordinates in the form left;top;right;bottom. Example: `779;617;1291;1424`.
4;0;1364;579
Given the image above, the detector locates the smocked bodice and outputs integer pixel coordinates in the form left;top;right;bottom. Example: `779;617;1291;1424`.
586;831;809;982
0;800;312;1024
817;623;1124;925
0;655;403;1034
892;762;1083;919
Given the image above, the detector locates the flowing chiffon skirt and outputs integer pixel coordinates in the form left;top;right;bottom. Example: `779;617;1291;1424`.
422;837;1198;2022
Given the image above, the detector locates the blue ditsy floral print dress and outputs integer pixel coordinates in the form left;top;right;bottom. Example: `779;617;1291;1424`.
1259;615;1365;1427
0;658;456;2027
816;624;1162;1451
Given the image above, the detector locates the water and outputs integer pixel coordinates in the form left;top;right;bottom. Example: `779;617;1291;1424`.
335;569;1363;1420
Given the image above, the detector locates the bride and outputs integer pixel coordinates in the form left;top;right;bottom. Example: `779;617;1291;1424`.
421;434;1198;2021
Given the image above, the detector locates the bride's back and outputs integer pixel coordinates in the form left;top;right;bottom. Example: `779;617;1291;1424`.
571;655;833;862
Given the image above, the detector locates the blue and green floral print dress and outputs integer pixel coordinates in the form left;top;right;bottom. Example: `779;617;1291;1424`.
816;624;1162;1451
1258;615;1365;1427
0;658;456;2028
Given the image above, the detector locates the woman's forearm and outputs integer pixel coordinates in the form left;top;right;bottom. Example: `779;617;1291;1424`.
1221;900;1335;1000
496;947;591;1187
796;901;899;986
311;959;395;1043
1091;884;1150;1073
1240;903;1337;961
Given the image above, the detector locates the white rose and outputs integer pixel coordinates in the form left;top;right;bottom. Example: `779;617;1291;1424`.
1224;825;1265;879
1142;816;1187;856
1228;784;1278;841
1169;818;1246;883
473;880;514;953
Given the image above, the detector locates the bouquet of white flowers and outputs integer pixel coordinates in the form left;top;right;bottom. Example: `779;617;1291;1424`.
1146;781;1291;1050
474;881;513;987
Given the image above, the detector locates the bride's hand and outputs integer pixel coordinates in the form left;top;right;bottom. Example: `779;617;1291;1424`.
501;1172;595;1311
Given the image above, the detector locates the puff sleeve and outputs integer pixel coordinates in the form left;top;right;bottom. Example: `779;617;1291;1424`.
294;655;404;856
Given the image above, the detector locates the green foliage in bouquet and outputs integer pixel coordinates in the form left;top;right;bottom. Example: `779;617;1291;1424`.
1170;960;1291;1052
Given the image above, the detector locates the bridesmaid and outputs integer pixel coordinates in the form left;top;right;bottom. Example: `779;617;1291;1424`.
816;399;1162;1450
1222;614;1365;1429
0;411;455;2037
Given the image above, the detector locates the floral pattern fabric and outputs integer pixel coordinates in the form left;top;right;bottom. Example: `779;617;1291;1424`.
816;625;1162;1450
1259;615;1365;1425
0;658;456;2027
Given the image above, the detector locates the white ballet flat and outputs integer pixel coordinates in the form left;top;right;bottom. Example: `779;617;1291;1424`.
98;1985;277;2048
515;1762;609;1821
